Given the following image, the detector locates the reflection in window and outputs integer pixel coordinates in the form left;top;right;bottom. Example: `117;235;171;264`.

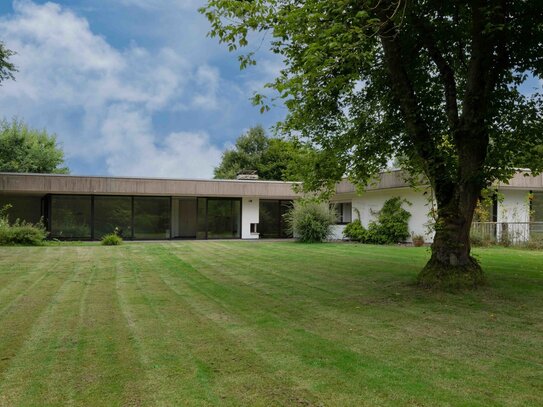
207;199;241;239
259;200;293;238
134;197;170;239
50;195;92;238
94;196;132;239
0;194;43;225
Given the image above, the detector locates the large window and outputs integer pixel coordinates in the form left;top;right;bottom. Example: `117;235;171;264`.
94;196;132;239
50;195;92;239
194;198;241;239
31;193;248;240
207;199;241;239
0;194;43;224
259;200;293;239
134;197;170;239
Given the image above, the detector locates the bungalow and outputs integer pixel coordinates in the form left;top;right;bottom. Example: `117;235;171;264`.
0;170;542;242
330;170;543;243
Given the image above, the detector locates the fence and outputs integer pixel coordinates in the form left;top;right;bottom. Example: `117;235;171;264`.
471;222;543;245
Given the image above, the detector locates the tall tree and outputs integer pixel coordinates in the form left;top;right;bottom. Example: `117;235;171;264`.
215;125;304;181
0;119;69;174
202;0;543;287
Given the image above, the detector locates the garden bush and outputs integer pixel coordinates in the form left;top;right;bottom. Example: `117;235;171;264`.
0;206;47;245
525;235;543;250
370;197;411;244
285;200;336;243
101;233;123;246
343;219;367;242
342;198;411;244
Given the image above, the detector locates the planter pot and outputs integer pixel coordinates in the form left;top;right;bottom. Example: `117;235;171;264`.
412;238;425;247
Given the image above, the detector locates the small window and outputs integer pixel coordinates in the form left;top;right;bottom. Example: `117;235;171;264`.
330;202;352;224
250;223;258;234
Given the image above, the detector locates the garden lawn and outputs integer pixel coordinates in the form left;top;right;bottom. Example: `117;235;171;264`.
0;242;542;406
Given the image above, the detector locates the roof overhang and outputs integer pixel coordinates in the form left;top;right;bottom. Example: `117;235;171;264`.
334;169;543;195
0;173;301;199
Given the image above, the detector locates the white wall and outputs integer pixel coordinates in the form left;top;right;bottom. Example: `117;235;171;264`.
242;197;260;239
329;224;347;240
495;189;531;243
355;188;434;242
330;187;533;243
498;189;530;222
330;188;435;242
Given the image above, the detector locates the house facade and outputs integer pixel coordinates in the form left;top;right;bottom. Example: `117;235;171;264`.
0;173;298;240
1;171;542;242
329;170;543;243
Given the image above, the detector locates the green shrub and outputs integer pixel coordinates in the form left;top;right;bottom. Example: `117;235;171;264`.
343;219;367;242
525;235;543;250
285;200;336;243
101;233;123;246
366;197;411;244
0;220;47;246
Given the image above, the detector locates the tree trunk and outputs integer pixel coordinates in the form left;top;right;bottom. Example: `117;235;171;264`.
417;180;486;289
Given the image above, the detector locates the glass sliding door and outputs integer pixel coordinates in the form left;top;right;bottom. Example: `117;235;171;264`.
134;197;171;239
50;195;92;239
195;198;241;239
94;196;132;239
259;200;280;238
206;198;241;239
44;194;246;240
259;199;293;239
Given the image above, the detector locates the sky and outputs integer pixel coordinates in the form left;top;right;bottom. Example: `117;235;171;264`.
0;0;286;178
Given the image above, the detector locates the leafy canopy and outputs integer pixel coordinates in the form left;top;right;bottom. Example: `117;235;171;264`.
0;118;69;174
201;1;543;193
214;125;307;180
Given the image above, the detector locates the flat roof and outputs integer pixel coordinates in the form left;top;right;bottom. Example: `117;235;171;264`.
1;169;541;199
0;172;301;199
334;170;543;194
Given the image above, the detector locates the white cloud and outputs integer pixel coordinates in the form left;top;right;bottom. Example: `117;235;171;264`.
192;65;220;109
0;0;224;177
101;104;221;178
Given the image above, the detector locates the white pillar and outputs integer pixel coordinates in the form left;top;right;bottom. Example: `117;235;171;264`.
241;197;260;239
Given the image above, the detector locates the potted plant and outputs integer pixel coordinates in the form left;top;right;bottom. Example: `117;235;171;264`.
411;234;425;247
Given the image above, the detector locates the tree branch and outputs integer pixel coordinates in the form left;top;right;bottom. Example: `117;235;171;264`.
484;0;508;99
411;14;459;130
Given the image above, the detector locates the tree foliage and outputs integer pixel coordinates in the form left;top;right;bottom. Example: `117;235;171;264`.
214;125;306;180
0;119;68;174
202;0;543;287
0;41;16;85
